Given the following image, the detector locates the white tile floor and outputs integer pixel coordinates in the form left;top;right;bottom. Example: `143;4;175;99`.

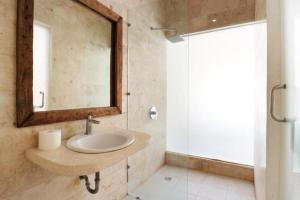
123;165;255;200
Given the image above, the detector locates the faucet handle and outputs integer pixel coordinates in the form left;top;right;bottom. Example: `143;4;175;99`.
85;114;100;135
90;119;100;124
87;114;100;124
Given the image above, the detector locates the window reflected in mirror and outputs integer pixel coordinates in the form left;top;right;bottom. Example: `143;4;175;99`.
33;22;50;111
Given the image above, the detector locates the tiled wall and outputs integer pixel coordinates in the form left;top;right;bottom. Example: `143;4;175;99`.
0;0;266;199
0;0;167;199
165;0;265;36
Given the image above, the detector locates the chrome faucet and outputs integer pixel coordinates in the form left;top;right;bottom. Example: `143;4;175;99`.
85;114;100;135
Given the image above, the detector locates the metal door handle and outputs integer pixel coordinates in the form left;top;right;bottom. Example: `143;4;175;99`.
34;91;45;108
270;84;287;122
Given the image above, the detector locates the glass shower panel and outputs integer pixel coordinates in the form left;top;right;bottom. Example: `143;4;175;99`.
167;38;189;155
126;2;190;199
166;37;189;200
188;24;258;165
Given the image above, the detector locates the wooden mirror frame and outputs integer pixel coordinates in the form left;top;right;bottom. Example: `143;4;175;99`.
16;0;123;127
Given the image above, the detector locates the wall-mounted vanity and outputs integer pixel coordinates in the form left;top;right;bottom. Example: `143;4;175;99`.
16;0;123;127
26;127;150;194
26;128;150;176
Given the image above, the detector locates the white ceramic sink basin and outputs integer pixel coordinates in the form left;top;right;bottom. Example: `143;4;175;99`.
66;131;135;154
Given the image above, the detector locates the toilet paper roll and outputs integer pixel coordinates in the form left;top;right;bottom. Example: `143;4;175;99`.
38;129;61;150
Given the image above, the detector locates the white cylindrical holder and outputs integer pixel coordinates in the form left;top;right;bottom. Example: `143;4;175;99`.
38;129;61;150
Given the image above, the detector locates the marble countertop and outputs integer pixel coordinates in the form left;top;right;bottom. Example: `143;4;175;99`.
26;129;150;176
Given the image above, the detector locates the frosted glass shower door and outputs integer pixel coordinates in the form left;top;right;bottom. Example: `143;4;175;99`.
188;24;259;165
167;38;189;154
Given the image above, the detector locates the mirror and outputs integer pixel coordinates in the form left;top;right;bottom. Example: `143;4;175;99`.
16;0;123;127
33;0;112;111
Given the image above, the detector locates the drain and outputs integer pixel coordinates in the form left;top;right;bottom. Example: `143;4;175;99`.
164;177;172;181
135;197;141;200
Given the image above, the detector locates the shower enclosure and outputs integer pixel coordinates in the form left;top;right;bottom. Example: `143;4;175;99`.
167;22;267;166
125;2;266;199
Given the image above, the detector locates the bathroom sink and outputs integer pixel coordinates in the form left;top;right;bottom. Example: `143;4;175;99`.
66;131;135;154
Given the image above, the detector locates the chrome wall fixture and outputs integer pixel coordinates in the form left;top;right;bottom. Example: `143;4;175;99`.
270;84;287;123
150;26;184;43
150;106;158;120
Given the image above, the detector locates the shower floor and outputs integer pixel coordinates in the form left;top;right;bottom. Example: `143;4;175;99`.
123;165;255;200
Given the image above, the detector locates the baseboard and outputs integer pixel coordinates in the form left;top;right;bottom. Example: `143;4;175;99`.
165;151;254;182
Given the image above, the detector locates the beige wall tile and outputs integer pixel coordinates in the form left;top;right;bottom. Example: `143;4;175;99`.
0;0;266;199
0;0;167;199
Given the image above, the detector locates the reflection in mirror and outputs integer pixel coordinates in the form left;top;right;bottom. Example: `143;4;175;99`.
33;22;50;111
33;0;112;112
